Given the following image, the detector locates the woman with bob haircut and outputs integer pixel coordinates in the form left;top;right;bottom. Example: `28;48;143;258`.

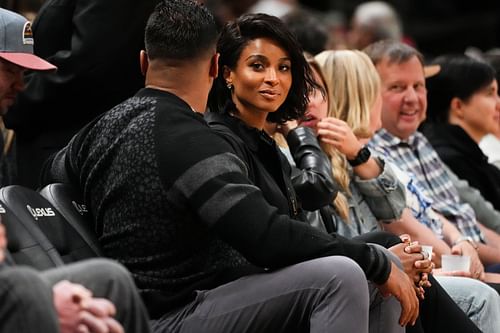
421;55;500;212
207;13;337;220
206;13;419;332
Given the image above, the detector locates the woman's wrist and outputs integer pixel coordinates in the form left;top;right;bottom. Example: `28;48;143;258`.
347;145;370;167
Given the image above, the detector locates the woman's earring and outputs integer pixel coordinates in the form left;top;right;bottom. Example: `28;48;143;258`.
226;82;233;90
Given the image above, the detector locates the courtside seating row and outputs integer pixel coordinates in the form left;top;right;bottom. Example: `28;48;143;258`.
0;183;102;269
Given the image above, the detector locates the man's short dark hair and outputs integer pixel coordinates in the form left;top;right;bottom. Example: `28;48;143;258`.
145;0;218;60
364;39;424;67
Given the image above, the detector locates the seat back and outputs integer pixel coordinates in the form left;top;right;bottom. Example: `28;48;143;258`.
0;185;100;264
0;200;63;269
39;183;103;256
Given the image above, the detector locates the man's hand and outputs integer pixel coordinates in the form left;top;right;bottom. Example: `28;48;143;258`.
377;262;420;327
53;280;124;333
452;242;484;281
0;223;7;263
432;268;472;278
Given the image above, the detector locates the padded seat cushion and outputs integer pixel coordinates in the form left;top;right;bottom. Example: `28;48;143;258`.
40;183;103;256
0;200;63;269
0;185;99;264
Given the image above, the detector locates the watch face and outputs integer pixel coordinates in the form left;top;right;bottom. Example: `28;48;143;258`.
349;146;371;167
359;147;370;161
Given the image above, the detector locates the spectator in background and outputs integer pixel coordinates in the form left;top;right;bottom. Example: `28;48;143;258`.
5;0;159;189
0;6;56;188
479;118;500;170
421;55;500;210
203;0;258;28
0;0;45;21
247;0;298;18
282;8;329;55
348;1;408;51
466;47;500;170
365;40;500;271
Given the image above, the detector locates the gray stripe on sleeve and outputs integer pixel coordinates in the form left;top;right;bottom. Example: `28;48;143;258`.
199;183;260;226
172;152;248;197
167;153;253;223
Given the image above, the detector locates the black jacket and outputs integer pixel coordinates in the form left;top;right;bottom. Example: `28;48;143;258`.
205;112;337;220
422;123;500;211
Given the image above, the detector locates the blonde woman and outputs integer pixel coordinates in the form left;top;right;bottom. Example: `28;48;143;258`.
313;50;397;236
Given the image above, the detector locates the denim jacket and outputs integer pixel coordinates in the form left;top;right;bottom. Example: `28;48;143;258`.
336;157;406;238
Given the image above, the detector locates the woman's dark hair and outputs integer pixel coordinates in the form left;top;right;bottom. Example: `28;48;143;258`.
426;55;496;123
208;13;317;123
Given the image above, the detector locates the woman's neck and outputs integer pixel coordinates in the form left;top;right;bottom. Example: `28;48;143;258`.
463;125;486;144
449;117;485;144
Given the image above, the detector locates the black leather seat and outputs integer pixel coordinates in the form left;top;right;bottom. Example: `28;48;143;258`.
0;199;63;269
0;185;100;265
40;183;103;256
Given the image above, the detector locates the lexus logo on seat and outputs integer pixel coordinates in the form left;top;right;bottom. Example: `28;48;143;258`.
72;201;88;215
27;205;55;220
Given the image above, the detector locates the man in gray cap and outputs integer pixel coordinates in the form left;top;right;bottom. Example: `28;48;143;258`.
0;8;151;333
0;7;56;115
0;6;56;186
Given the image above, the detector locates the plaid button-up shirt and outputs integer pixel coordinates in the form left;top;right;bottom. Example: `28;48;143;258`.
368;128;485;243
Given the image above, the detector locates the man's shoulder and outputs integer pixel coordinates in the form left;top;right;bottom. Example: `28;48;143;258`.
149;98;244;180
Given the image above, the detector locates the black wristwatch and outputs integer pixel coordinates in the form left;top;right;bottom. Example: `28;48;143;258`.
347;146;371;167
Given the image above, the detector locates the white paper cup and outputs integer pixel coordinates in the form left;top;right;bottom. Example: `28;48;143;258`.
421;245;433;260
441;254;470;272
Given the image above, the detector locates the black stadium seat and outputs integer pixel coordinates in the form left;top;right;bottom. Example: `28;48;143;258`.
0;200;63;269
40;183;103;256
0;185;100;265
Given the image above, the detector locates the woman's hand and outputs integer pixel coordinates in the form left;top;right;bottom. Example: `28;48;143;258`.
316;117;362;159
390;243;433;281
390;235;433;299
276;120;299;137
389;241;433;300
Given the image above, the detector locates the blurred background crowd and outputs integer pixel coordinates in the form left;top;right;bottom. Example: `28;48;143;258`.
2;0;499;59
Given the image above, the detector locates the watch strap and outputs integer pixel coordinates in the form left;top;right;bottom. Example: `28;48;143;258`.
453;236;478;249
